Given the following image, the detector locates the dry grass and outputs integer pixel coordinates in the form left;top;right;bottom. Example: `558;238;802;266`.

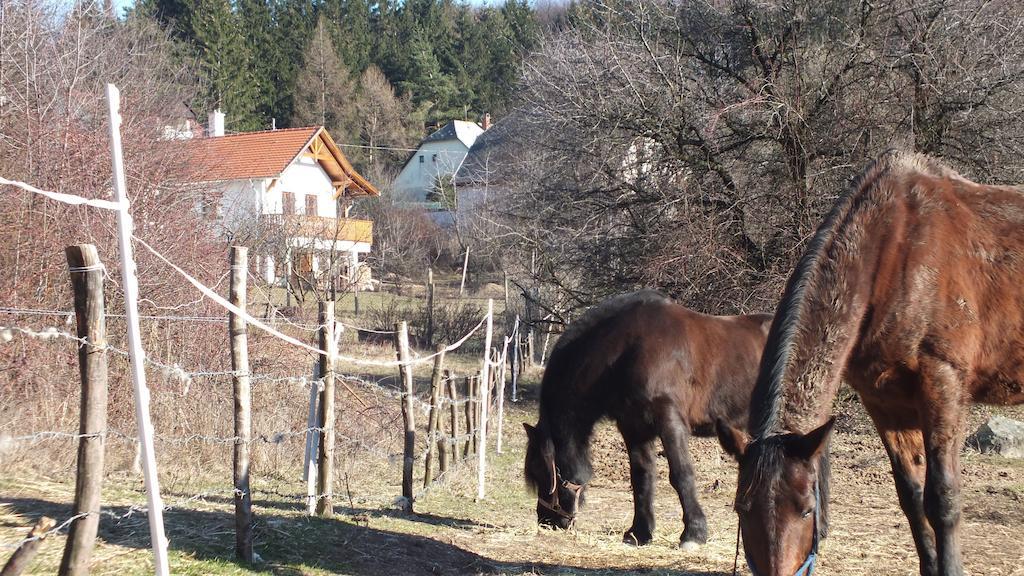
2;344;1024;575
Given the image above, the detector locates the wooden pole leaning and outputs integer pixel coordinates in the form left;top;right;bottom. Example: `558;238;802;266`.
424;346;445;487
395;321;416;512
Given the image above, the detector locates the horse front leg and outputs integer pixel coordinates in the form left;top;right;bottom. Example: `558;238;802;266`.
621;434;657;546
657;406;707;550
867;409;938;576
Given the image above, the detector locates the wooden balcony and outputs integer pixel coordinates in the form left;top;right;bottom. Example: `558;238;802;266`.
260;214;373;244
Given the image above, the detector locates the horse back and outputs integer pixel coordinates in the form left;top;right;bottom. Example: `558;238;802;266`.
854;170;1024;406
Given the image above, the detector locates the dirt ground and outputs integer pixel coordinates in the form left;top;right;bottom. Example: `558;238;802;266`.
1;390;1022;575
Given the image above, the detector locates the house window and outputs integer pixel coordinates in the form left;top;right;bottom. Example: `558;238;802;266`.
419;155;424;163
432;154;437;163
305;195;317;216
282;191;295;215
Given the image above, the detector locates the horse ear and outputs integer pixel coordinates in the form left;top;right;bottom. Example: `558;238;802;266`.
716;419;749;459
787;417;836;461
523;422;537;439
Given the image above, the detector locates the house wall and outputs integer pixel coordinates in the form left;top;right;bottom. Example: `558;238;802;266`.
268;156;337;217
392;140;471;203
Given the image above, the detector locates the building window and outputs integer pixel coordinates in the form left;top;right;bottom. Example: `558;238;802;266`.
419;155;424;163
282;191;295;215
305;195;317;216
432;154;437;163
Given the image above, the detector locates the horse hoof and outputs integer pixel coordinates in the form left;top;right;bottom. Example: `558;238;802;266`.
622;530;652;546
679;540;701;553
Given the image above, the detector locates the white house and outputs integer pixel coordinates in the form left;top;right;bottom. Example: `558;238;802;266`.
182;113;380;290
392;118;486;207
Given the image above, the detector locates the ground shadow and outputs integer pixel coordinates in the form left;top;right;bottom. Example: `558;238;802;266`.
1;496;730;576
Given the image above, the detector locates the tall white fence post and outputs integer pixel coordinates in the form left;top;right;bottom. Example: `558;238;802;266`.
106;83;170;576
476;299;494;500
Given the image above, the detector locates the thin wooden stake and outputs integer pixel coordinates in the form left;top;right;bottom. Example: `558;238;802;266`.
426;268;435;348
106;83;169;576
228;247;254;562
316;301;337;517
304;362;320;515
395;321;416;512
446;370;460;462
463;376;476;458
511;315;520;402
59;245;107;576
495;336;510;455
459;246;470;297
477;299;494;500
423;347;445;487
2;517;56;576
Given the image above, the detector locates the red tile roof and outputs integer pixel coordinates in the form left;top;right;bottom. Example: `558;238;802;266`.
185;127;319;182
181;126;379;196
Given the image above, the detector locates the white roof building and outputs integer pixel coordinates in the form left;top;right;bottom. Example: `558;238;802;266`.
391;119;486;207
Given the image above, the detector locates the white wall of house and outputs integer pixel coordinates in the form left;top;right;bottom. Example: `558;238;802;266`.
274;156;338;217
392;140;473;203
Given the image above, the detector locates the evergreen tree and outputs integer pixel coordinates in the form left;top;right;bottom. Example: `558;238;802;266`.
322;0;373;75
272;0;316;127
238;0;276;128
292;16;358;140
190;0;260;130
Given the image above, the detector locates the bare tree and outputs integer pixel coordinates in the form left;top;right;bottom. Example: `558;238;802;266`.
480;0;1024;321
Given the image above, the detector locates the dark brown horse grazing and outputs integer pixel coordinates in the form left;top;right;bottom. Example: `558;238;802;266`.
523;290;772;548
718;151;1024;576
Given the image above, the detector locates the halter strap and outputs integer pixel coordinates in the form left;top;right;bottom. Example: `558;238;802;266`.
740;481;820;576
537;464;584;523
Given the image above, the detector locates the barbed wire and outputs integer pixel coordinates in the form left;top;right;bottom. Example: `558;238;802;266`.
0;513;91;550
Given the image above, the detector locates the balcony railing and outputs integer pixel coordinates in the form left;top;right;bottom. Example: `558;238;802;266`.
260;214;373;244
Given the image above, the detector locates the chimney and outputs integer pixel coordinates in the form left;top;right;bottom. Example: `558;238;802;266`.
482;112;491;131
208;109;225;137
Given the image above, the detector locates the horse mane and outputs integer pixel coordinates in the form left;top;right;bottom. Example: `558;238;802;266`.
552;290;671;354
749;150;963;440
744;150;961;539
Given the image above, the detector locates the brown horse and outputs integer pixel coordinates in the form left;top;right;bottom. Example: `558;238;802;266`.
718;151;1024;576
523;290;771;548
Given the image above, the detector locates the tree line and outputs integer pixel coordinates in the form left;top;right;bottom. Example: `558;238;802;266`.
135;0;542;171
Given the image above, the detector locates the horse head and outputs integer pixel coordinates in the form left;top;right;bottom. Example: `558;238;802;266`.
523;422;585;529
717;418;834;576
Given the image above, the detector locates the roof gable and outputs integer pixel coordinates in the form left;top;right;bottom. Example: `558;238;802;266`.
183;126;379;197
422;120;484;149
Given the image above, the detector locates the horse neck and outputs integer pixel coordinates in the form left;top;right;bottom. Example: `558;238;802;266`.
751;172;895;437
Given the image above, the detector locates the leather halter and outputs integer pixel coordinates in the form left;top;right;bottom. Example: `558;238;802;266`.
536;460;584;524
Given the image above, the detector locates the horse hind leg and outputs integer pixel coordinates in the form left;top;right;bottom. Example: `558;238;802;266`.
918;359;968;576
621;433;657;546
656;405;707;550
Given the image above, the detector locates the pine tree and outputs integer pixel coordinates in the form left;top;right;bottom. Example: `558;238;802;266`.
190;0;260;130
272;0;316;127
322;0;372;75
237;0;276;128
292;16;358;141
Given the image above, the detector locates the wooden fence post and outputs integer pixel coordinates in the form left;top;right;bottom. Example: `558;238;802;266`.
511;315;520;402
459;246;470;297
395;321;415;512
426;268;435;348
423;347;445;487
59;245;107;576
477;299;494;500
316;301;337;517
226;246;254;562
438;374;450;476
2;517;56;576
445;370;460;461
463;375;476;458
495;338;510;454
